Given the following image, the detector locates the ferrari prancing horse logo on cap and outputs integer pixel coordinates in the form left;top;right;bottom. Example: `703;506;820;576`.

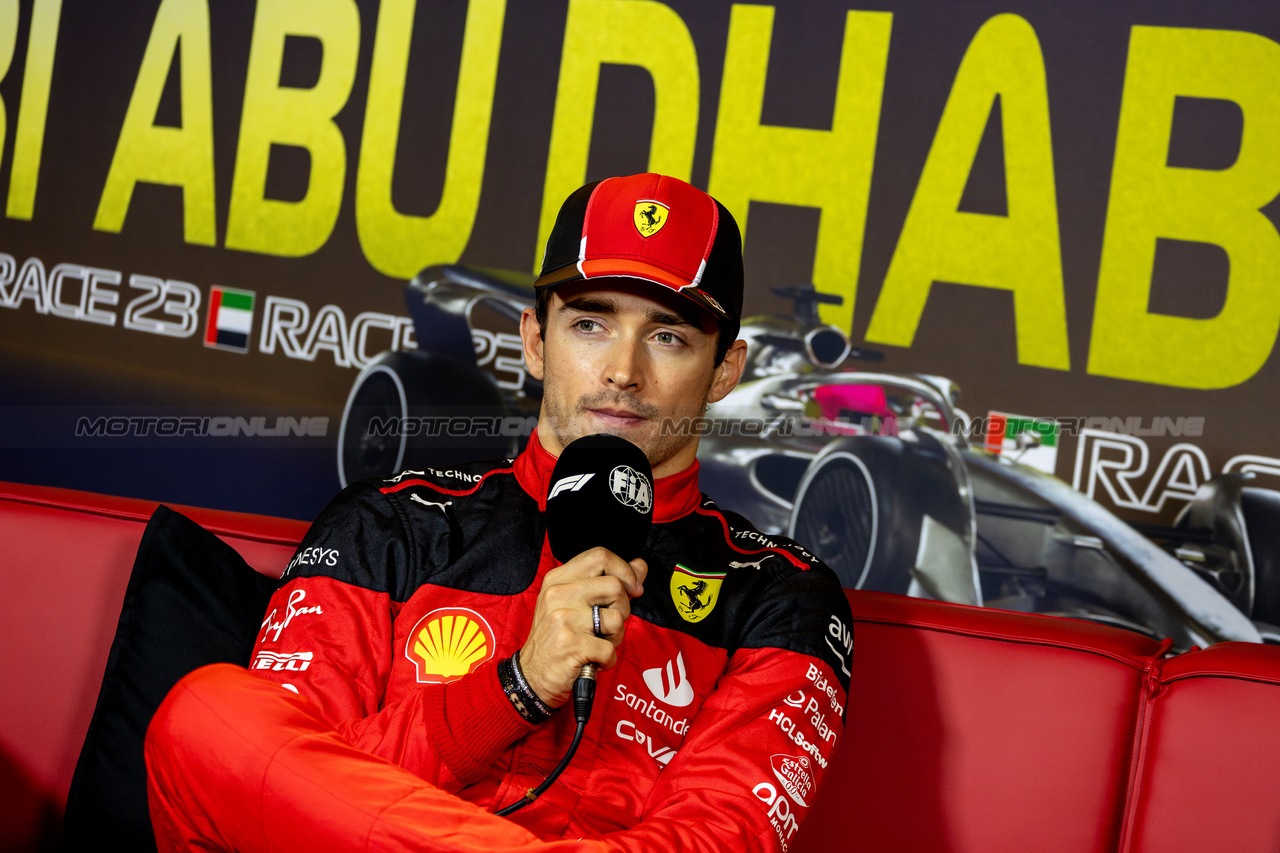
634;200;669;237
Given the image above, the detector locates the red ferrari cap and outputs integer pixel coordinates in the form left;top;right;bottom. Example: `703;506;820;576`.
535;173;744;338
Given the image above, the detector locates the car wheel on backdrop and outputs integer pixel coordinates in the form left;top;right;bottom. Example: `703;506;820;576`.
788;433;978;602
787;448;880;590
338;350;511;486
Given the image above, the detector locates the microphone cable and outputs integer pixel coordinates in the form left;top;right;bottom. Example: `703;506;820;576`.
494;665;597;816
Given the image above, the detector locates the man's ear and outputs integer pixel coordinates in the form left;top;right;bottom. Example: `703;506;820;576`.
520;307;545;381
707;339;748;404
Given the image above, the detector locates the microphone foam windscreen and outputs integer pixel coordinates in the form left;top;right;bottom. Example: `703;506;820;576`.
545;433;654;563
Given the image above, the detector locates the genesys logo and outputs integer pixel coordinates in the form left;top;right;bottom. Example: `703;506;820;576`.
615;719;677;767
251;651;313;672
753;780;801;852
259;588;324;643
770;754;815;807
405;607;495;684
284;545;340;576
642;652;694;707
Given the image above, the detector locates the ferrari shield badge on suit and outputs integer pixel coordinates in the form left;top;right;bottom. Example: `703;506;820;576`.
670;564;725;623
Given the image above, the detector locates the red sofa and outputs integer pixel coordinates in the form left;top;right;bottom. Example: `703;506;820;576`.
3;480;1279;852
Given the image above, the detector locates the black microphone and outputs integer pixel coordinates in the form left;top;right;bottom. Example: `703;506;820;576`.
545;433;654;724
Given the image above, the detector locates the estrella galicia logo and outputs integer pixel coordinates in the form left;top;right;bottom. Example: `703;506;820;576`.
770;754;815;807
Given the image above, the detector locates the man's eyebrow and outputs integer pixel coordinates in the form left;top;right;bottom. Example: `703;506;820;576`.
646;309;693;328
560;296;696;328
560;296;617;316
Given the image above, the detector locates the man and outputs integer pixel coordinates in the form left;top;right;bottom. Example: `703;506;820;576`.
146;173;853;852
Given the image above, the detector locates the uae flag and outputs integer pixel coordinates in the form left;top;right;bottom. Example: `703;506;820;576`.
204;287;255;352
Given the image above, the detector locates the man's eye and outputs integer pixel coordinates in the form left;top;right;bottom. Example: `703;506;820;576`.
575;319;599;332
655;331;684;346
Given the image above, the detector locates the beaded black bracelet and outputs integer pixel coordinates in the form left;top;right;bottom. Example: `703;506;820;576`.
497;650;555;725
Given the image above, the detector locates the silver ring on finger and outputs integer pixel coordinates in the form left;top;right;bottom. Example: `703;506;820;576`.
592;604;602;637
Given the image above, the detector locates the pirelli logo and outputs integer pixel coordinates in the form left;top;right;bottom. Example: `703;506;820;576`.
251;651;313;671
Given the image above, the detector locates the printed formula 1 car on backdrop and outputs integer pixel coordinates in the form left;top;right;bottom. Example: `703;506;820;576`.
338;265;1280;650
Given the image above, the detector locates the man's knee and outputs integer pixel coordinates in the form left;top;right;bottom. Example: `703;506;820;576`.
146;664;275;850
147;664;248;759
147;661;336;787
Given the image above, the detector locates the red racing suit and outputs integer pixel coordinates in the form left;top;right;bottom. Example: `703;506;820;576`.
231;435;852;852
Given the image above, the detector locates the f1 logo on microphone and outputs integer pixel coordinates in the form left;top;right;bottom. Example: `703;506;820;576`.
549;473;594;500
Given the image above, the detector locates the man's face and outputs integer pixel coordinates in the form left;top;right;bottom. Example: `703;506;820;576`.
520;279;746;478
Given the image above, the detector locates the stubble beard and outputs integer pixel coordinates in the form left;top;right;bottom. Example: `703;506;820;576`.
539;373;712;472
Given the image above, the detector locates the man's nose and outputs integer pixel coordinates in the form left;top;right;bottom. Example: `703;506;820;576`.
605;337;644;390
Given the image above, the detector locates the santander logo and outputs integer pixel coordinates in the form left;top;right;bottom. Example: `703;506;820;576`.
643;652;695;707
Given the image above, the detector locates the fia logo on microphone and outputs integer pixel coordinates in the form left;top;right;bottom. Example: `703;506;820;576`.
549;473;594;500
609;465;653;513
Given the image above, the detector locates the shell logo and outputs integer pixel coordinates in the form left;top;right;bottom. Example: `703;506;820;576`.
404;607;495;683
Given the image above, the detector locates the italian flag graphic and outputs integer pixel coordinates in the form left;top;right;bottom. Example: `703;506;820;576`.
984;411;1060;475
204;286;255;352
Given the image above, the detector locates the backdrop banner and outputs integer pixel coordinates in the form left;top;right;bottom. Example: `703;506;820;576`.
1;1;1278;642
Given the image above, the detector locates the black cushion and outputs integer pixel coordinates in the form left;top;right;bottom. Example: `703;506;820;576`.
60;506;277;852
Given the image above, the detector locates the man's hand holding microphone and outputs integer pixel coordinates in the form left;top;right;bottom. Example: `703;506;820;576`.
518;433;655;714
494;434;655;815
